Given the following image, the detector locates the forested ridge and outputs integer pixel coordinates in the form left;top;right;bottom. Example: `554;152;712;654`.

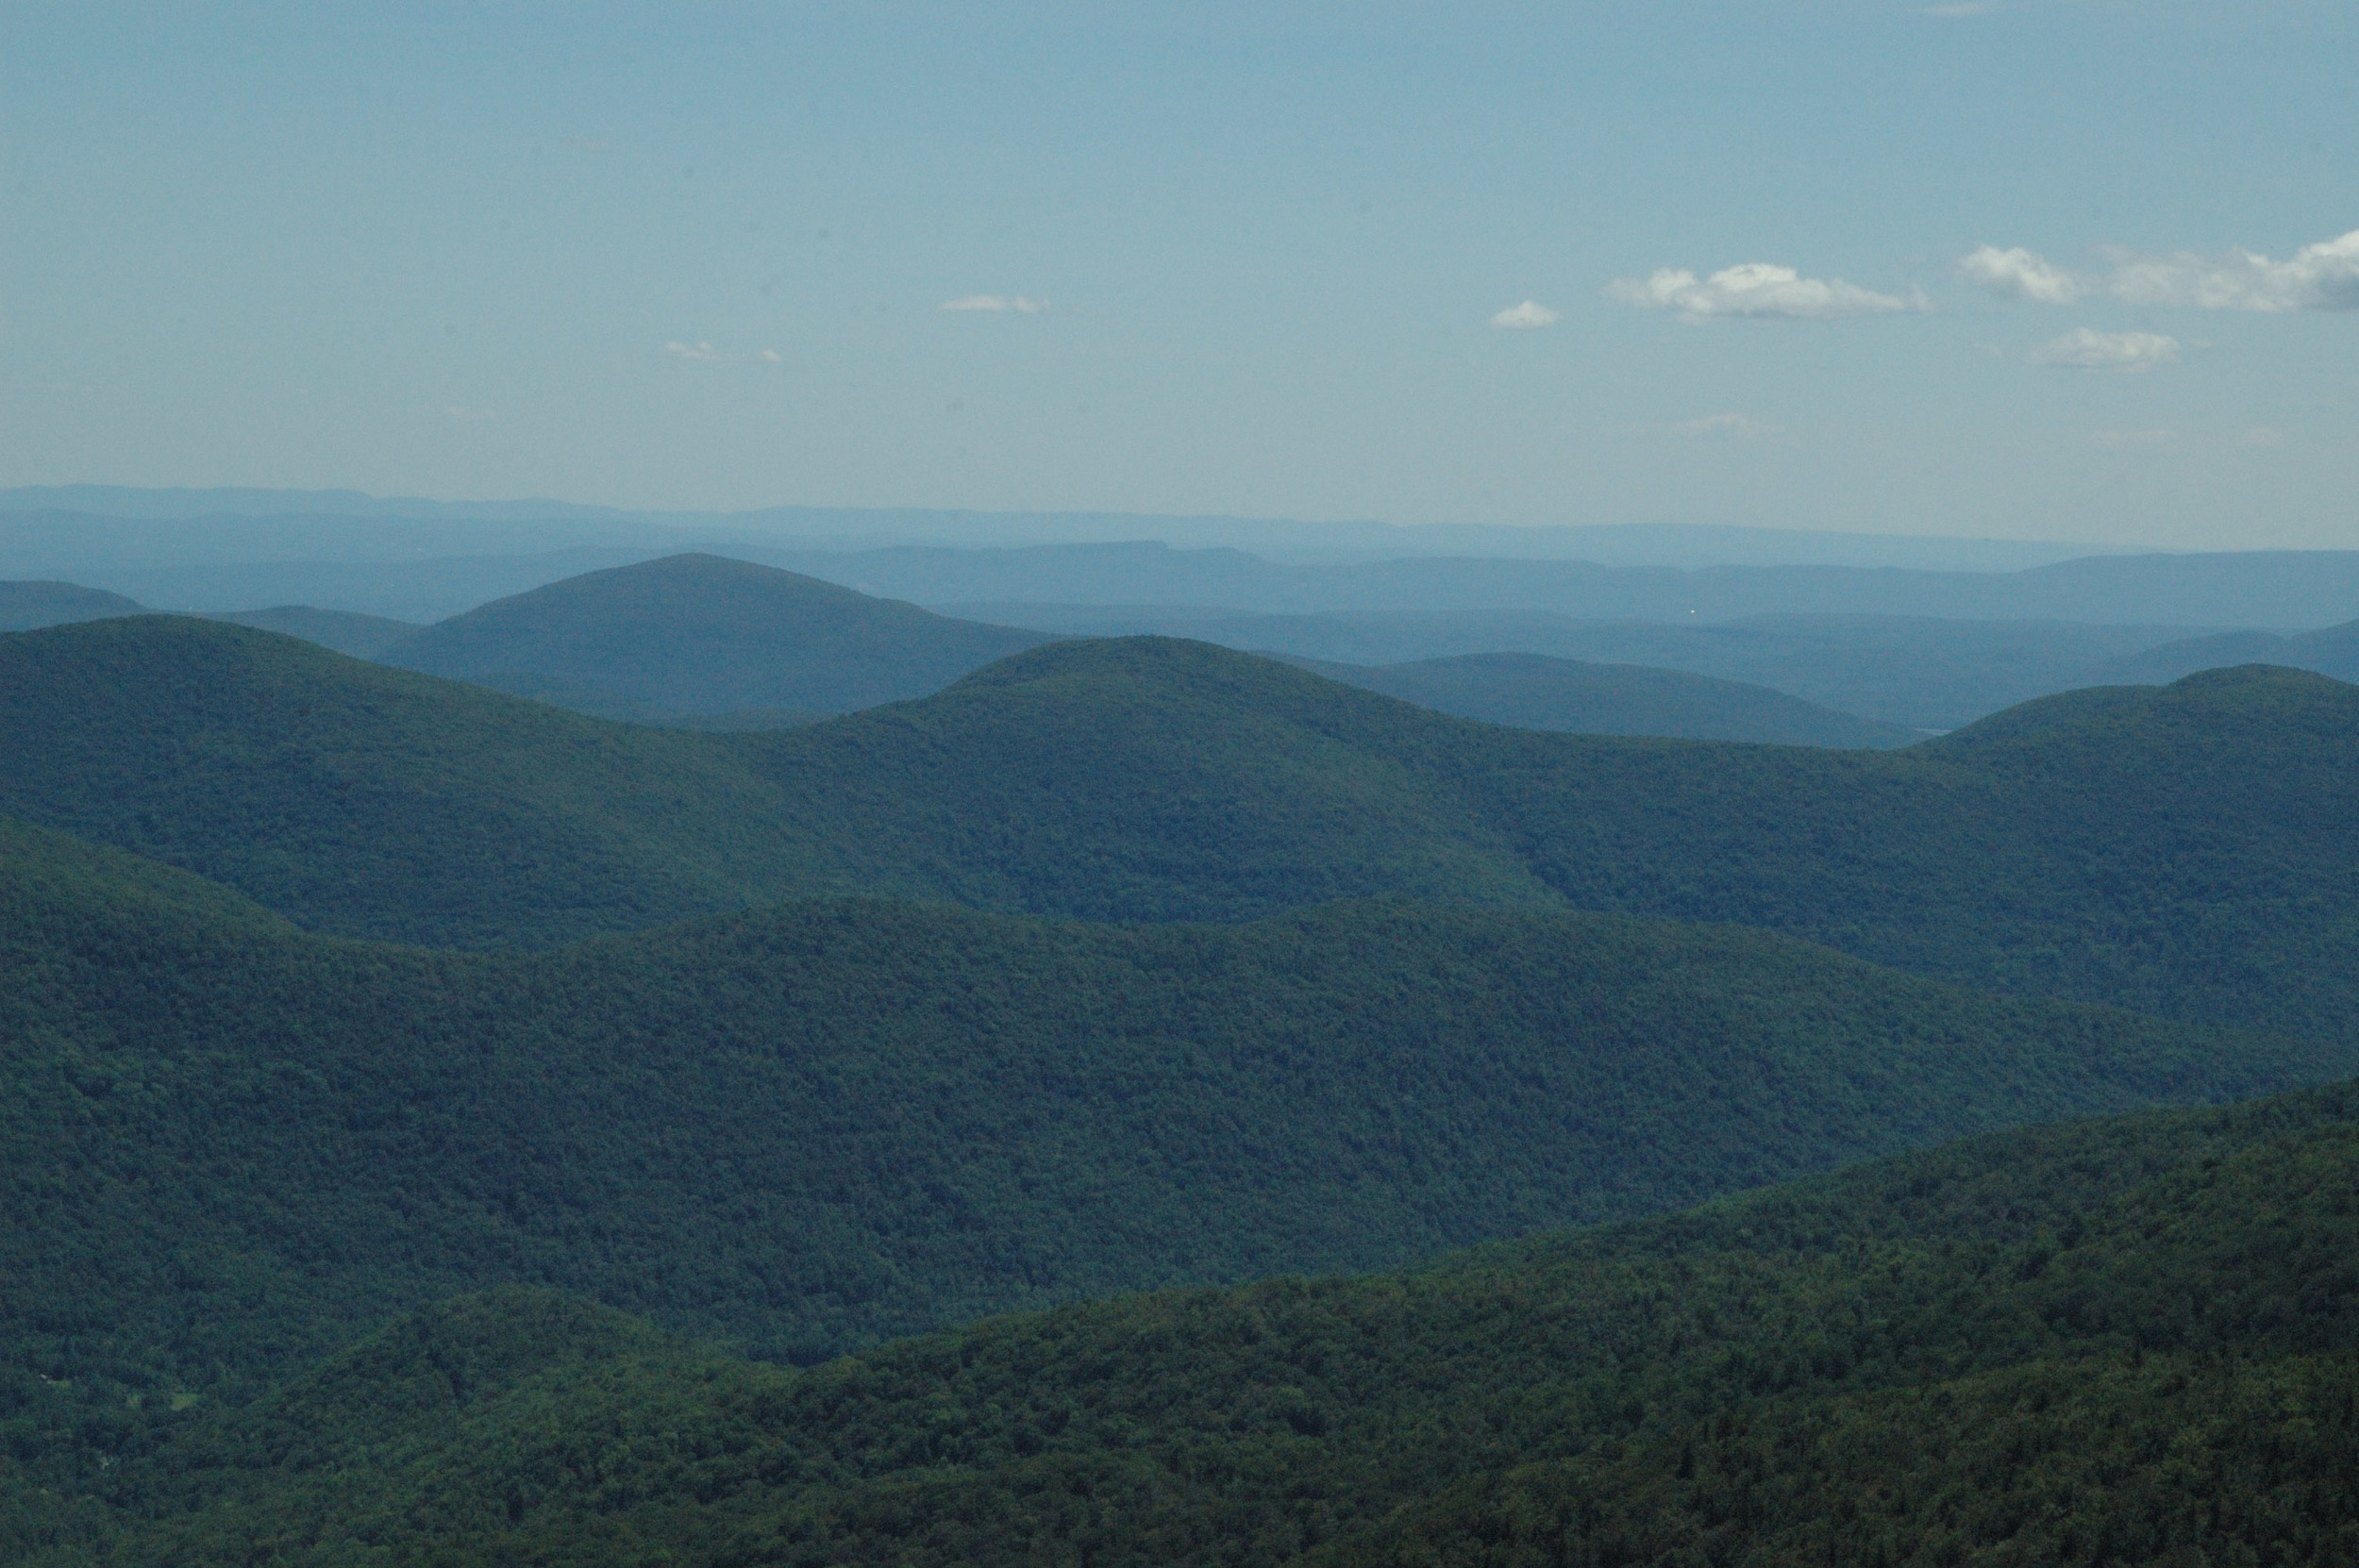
8;605;2359;1565
13;809;2327;1472
11;1077;2359;1565
5;617;2358;1041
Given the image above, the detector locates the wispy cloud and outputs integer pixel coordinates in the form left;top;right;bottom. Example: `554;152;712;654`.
445;406;495;421
1488;300;1560;329
2239;426;2289;447
1672;412;1775;438
1609;262;1927;321
760;348;781;362
1959;245;2083;304
941;294;1046;313
1963;227;2359;312
2089;428;2173;449
2109;227;2359;312
2030;327;2180;373
1923;1;1997;13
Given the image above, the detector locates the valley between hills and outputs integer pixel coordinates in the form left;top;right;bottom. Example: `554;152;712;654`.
6;547;2359;1565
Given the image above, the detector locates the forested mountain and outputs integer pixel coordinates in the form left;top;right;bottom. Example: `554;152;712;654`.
16;1072;2359;1566
378;553;1049;714
1287;650;1919;746
7;618;2359;1042
12;809;2325;1456
0;578;143;632
959;602;2207;729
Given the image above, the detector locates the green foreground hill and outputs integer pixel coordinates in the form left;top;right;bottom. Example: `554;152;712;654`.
11;809;2324;1452
17;1075;2359;1566
7;620;2359;1040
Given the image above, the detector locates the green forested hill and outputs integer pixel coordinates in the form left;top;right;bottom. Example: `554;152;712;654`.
7;619;2359;1040
1281;648;1919;746
378;552;1051;714
23;1076;2359;1566
16;806;2316;1456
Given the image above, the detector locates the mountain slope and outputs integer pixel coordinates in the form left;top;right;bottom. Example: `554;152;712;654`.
2098;616;2359;686
380;552;1051;713
36;1077;2359;1567
960;602;2201;728
18;809;2310;1434
0;578;144;632
1286;649;1919;746
8;620;2359;1042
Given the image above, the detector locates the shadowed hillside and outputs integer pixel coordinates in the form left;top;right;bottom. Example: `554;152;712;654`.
20;1076;2359;1566
1285;649;1919;746
8;811;2323;1442
380;552;1051;714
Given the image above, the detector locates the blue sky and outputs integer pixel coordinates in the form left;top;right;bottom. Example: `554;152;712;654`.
2;2;2353;547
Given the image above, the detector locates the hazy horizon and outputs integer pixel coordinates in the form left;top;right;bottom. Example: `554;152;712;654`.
4;3;2353;550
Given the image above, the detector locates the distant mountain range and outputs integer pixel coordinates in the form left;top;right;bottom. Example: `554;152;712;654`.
1282;650;1921;747
0;484;2134;569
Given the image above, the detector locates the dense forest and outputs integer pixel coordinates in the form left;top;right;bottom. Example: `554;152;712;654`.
9;1076;2357;1565
6;618;2358;1043
8;601;2359;1564
14;809;2330;1458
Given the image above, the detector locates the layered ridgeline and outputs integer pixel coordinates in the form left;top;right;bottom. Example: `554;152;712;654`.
1284;649;1920;747
18;1075;2359;1565
0;579;143;632
11;806;2323;1422
377;552;1051;720
5;617;2359;1040
2098;615;2359;687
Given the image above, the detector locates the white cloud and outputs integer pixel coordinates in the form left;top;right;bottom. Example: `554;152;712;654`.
760;348;781;362
666;340;728;360
1672;412;1774;438
2239;426;2289;447
1608;262;1927;320
2089;428;2173;449
941;294;1046;313
1923;1;1997;13
1959;245;2083;304
2029;327;2180;373
1489;300;1560;329
2107;228;2359;311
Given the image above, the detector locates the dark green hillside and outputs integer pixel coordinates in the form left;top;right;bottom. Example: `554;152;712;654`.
203;603;423;659
740;636;1559;921
381;552;1050;714
37;1079;2359;1566
15;809;2314;1458
1289;649;1917;747
1487;665;2359;1042
10;620;2359;1040
0;615;855;946
0;578;143;631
